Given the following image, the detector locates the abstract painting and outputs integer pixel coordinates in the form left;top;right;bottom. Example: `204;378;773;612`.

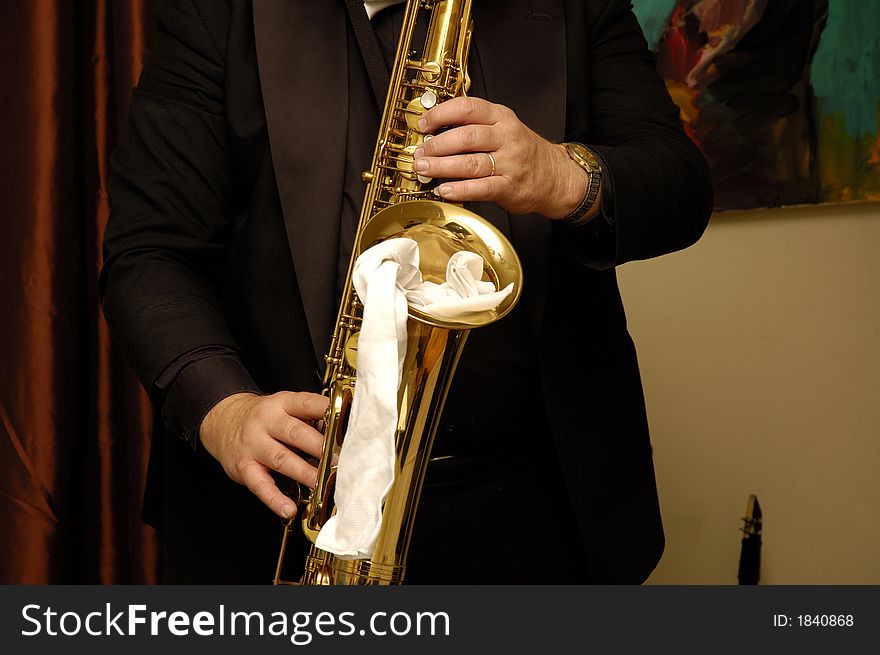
633;0;880;211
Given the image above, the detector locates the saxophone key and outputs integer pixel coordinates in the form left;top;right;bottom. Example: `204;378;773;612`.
343;332;359;368
404;98;426;131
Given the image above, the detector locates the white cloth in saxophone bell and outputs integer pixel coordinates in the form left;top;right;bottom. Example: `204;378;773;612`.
314;237;514;559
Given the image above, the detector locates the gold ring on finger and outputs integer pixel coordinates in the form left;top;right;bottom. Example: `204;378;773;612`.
486;152;496;177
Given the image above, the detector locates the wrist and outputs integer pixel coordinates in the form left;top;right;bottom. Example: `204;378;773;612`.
543;144;589;219
161;354;261;449
556;142;603;226
199;391;260;445
560;145;591;218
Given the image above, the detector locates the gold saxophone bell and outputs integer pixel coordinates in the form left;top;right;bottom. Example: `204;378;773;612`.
273;0;523;586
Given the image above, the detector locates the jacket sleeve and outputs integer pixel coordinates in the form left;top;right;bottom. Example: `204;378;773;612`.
99;0;260;448
560;0;714;268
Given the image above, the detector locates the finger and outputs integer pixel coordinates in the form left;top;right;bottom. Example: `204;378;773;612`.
413;152;497;180
255;437;320;488
435;176;509;203
240;462;297;519
268;414;325;459
418;124;500;157
413;151;496;180
418;96;502;133
277;391;329;421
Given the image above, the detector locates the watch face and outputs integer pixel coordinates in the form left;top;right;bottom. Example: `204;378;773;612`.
566;143;600;172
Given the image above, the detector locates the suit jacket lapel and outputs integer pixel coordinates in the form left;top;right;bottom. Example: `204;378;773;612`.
473;0;566;339
253;0;349;367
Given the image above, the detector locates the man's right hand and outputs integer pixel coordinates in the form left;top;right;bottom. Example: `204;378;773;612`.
199;391;329;519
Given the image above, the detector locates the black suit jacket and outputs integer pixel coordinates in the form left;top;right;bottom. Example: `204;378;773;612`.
101;0;712;583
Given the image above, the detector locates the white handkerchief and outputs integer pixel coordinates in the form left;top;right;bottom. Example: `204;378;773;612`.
314;237;513;559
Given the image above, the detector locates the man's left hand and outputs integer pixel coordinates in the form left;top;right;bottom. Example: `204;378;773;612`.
413;96;588;219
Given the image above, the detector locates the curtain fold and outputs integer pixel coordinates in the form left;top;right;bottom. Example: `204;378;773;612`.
0;0;157;583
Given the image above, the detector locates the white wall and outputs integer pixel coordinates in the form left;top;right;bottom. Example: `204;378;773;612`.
618;201;880;584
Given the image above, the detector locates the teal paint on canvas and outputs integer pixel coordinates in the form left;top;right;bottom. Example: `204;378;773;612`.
631;0;677;50
631;0;880;209
811;3;880;138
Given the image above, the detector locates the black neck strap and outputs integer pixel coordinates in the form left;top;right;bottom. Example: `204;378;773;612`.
344;0;391;108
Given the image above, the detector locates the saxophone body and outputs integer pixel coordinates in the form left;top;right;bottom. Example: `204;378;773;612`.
273;0;522;585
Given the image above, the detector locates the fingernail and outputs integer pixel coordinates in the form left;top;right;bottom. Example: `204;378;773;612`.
418;117;426;131
414;147;424;159
413;158;428;172
436;184;452;197
281;504;292;518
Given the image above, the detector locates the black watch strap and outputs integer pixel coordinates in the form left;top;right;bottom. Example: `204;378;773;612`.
560;143;602;226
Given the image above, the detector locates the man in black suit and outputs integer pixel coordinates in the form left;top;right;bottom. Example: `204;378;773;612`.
101;0;712;584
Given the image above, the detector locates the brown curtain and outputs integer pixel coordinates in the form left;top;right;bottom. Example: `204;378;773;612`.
0;0;157;583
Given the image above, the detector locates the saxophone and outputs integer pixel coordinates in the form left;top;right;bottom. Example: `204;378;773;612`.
273;0;522;585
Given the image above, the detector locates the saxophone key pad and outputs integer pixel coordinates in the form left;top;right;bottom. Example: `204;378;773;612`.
420;90;437;109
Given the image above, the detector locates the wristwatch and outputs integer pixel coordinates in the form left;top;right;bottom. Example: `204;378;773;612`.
560;142;603;225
